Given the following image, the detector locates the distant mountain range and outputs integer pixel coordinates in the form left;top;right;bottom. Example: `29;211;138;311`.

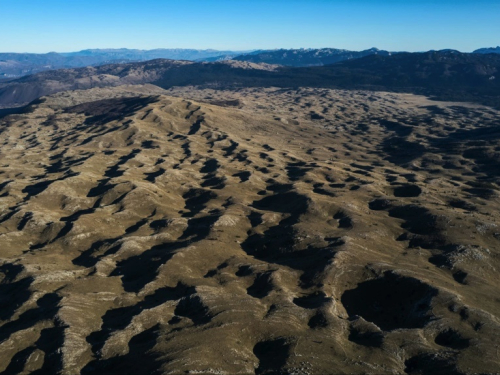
233;48;393;66
473;47;500;54
2;47;500;79
1;50;499;109
60;48;251;60
0;49;251;78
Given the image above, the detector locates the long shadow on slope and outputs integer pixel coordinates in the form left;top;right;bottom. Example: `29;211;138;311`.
72;237;121;268
86;283;194;357
109;243;178;293
45;153;93;174
0;293;61;342
381;113;500;177
0;207;20;225
87;179;116;197
382;136;428;166
199;158;225;189
41;197;106;252
253;338;291;375
82;324;163;375
1;346;37;375
110;213;221;292
30;322;68;375
0;293;64;374
369;199;448;249
174;294;212;325
435;124;500;179
182;188;217;217
188;116;203;135
241;192;307;259
63;97;158;147
376;113;429;167
104;149;141;179
241;192;342;287
77;124;125;146
145;168;165;183
378;119;414;137
0;263;24;283
435;329;470;350
405;352;463;375
65;96;160;126
21;171;79;201
84;150;140;199
223;140;239;157
247;272;274;299
0;276;34;321
0;179;13;193
341;272;437;331
73;212;156;268
0;106;26;120
286;162;312;181
392;206;452;250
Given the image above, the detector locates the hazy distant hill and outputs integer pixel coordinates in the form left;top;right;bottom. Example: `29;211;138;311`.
4;47;500;80
0;48;251;78
1;51;499;108
325;51;499;86
61;48;251;61
232;48;393;66
473;47;500;54
0;59;194;106
0;47;394;78
311;51;500;105
0;52;132;78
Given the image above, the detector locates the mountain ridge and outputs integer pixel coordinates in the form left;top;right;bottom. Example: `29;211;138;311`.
473;46;500;54
1;51;500;109
232;47;393;66
3;47;499;80
0;48;252;79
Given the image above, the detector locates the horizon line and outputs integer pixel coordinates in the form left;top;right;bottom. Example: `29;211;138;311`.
1;46;498;55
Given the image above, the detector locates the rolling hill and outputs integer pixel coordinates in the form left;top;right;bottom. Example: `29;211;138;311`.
0;48;251;78
232;47;392;66
1;51;500;109
473;46;500;54
0;84;499;374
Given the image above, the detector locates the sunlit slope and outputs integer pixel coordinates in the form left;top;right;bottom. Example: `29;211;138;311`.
0;85;499;374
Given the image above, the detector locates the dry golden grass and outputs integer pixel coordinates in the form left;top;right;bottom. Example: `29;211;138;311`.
0;84;499;374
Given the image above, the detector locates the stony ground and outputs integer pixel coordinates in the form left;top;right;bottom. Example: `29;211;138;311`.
0;84;499;374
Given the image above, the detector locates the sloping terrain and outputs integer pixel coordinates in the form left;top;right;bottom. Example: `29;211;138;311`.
0;60;195;108
0;53;132;79
0;60;280;108
328;52;500;92
0;49;250;79
2;51;500;110
0;85;500;374
232;47;392;66
473;47;500;54
0;47;389;79
3;46;498;81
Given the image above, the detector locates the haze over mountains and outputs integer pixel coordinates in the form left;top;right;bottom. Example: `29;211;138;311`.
2;46;500;80
0;49;250;78
232;47;393;66
473;46;500;54
1;50;500;110
1;39;500;374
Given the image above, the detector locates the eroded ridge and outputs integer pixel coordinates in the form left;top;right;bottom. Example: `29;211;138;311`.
0;85;499;374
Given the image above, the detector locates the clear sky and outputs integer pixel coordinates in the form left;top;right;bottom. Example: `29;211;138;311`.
1;0;499;53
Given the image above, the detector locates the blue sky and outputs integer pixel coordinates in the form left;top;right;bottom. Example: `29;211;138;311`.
1;0;499;53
